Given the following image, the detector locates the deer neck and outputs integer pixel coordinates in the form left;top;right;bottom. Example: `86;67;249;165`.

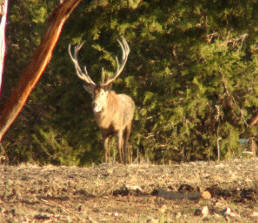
94;91;117;129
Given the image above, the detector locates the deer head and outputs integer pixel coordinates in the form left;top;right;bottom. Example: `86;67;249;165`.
68;37;130;113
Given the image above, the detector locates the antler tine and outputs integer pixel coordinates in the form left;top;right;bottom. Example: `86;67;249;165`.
101;36;130;87
101;67;106;84
83;66;89;76
68;42;96;87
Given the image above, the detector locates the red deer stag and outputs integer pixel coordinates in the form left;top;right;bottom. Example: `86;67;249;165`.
68;37;135;163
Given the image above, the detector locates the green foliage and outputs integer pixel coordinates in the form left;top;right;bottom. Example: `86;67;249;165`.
31;127;81;166
2;0;257;165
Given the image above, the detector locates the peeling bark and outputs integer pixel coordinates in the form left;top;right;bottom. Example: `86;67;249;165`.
0;0;82;141
0;0;8;95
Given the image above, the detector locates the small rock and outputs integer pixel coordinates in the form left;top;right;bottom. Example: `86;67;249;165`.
194;206;209;217
222;207;238;217
223;207;231;216
201;190;211;200
201;206;209;217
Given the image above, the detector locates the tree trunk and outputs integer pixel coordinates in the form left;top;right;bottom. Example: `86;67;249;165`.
0;0;82;142
0;0;8;95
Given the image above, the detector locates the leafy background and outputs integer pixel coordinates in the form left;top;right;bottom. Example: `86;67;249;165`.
1;0;257;165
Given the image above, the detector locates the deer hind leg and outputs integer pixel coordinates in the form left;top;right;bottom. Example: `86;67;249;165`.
117;130;125;163
124;123;132;164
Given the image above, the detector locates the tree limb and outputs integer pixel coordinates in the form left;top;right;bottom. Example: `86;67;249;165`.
0;0;8;95
0;0;82;141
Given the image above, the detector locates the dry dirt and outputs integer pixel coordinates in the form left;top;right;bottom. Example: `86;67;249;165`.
0;158;257;222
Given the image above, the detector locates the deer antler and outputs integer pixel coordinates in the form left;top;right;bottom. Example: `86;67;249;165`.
68;42;96;87
101;36;130;87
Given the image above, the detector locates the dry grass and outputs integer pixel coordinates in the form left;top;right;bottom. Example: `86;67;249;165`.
0;158;257;222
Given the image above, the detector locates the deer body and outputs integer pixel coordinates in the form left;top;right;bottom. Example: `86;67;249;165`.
94;90;135;163
94;91;134;130
68;37;134;163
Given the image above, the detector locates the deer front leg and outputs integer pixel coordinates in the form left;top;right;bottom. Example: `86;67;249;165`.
103;136;110;163
117;130;124;163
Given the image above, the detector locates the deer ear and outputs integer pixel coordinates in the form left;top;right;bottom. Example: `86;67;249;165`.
83;85;94;97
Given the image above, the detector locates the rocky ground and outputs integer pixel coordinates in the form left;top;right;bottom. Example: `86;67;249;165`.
0;158;257;222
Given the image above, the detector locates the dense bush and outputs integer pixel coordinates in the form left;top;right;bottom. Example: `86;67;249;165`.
1;0;257;165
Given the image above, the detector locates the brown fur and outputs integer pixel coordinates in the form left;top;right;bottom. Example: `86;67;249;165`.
93;90;135;163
